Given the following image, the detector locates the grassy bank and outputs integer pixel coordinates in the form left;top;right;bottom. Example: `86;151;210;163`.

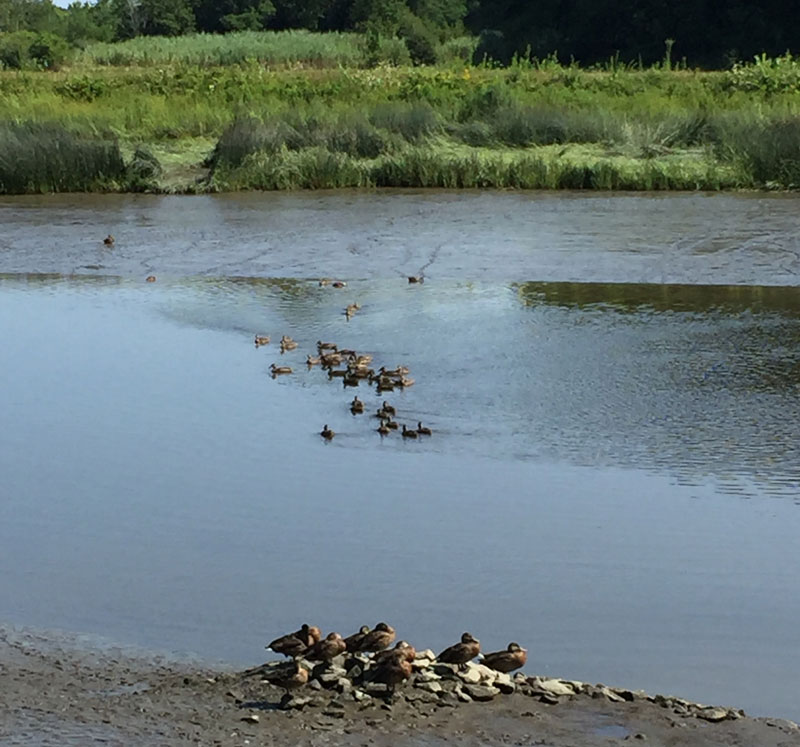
1;45;800;193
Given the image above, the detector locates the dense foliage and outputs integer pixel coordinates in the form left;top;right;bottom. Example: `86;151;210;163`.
1;0;799;69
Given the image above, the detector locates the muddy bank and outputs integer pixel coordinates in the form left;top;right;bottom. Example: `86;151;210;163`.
1;627;797;747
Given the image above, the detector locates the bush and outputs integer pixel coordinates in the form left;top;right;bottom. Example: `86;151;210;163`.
0;31;38;69
397;12;438;66
28;33;72;70
369;102;439;142
126;147;163;191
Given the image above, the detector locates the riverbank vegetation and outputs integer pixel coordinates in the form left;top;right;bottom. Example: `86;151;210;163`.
1;1;799;194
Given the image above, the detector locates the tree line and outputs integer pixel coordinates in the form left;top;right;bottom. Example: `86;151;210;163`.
1;0;798;68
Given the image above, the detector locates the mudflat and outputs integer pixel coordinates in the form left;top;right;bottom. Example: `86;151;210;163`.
2;628;797;747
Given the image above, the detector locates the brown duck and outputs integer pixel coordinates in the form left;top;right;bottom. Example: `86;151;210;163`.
481;642;528;673
103;234;115;246
374;640;416;665
267;624;320;657
320;425;335;440
401;425;418;439
254;335;270;346
368;656;413;692
437;632;480;666
357;622;396;653
350;396;365;414
343;625;371;652
417;421;432;436
264;661;309;694
305;632;346;662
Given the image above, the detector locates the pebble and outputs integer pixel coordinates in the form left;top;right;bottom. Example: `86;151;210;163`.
528;677;575;696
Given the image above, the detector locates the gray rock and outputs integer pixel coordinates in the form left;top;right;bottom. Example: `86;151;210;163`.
696;707;731;722
454;685;472;703
405;690;440;705
282;695;312;710
352;689;371;702
463;684;500;702
528;677;575;696
414;669;441;683
416;681;443;694
241;713;260;723
337;678;352;693
457;668;482;685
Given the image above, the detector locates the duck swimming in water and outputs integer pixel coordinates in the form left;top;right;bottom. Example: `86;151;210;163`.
320;424;335;440
254;335;271;346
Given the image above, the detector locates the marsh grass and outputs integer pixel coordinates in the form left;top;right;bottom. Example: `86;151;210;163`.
0;121;125;193
77;30;367;68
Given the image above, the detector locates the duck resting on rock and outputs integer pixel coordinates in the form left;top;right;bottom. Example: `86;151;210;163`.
481;642;528;673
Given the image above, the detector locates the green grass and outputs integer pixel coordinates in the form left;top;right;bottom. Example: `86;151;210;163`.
1;49;800;193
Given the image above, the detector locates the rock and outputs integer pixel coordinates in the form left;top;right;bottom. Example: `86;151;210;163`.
353;689;370;702
696;707;731;722
412;658;434;670
513;672;528;685
494;674;515;695
539;692;561;705
416;681;442;694
432;664;458;677
405;690;440;704
414;669;441;683
472;663;498;683
241;713;260;723
597;686;624;703
308;679;322;691
346;664;363;680
337;678;352;693
322;709;345;719
528;677;575;696
454;685;472;703
463;684;500;702
457;668;482;685
282;695;312;710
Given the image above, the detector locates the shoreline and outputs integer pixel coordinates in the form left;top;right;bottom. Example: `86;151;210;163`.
2;625;797;746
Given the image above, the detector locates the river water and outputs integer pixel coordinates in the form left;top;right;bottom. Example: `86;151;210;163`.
1;192;799;720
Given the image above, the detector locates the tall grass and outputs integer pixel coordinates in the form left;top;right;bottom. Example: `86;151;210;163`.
0;121;125;193
76;30;368;68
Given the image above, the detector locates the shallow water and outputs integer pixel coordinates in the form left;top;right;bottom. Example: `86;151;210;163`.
1;192;800;722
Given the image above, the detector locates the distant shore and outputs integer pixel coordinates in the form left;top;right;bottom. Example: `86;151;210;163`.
1;625;797;746
2;58;799;195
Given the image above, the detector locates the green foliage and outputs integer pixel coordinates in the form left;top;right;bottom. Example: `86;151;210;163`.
0;121;125;193
28;31;71;68
397;9;438;65
0;30;37;69
724;53;800;94
140;0;196;36
369;102;438;142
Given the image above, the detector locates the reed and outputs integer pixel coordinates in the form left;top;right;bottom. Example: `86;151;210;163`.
0;121;125;194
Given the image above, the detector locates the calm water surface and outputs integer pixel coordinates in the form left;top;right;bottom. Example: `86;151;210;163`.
1;192;800;721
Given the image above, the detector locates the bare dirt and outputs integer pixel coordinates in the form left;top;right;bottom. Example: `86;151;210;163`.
2;627;798;747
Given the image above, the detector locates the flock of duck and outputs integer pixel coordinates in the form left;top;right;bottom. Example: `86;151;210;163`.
263;622;527;695
255;283;433;440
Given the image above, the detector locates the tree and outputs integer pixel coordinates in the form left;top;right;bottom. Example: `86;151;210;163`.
193;0;275;32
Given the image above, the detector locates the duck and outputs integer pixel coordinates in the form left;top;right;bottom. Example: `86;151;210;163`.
368;656;413;693
328;368;347;378
376;380;395;393
377;422;390;436
357;622;396;653
254;335;271;346
397;376;415;388
401;425;418;439
318;278;331;286
337;349;357;358
408;275;423;284
343;375;360;388
374;408;391;420
281;335;295;344
374;640;416;665
481;642;528;673
317;341;337;351
320;424;335;440
305;632;346;662
306;355;321;367
103;234;115;246
331;280;347;288
353;354;373;365
343;625;371;652
267;624;321;657
320;352;343;368
270;364;292;375
264;661;310;695
384;419;399;430
280;340;298;352
381;401;396;416
417;421;432;436
437;632;480;667
350;396;365;414
145;275;156;283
